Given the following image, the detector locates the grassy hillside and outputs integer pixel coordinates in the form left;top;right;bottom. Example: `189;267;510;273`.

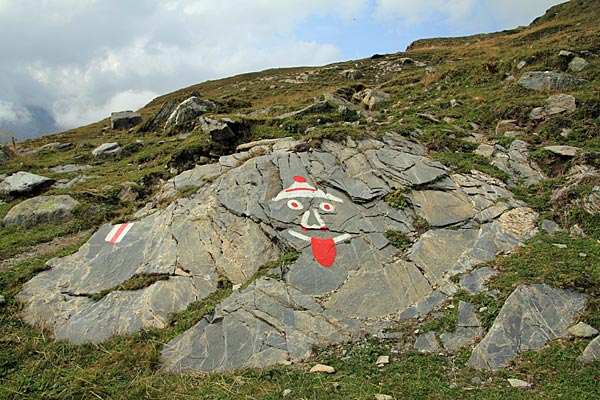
1;0;599;398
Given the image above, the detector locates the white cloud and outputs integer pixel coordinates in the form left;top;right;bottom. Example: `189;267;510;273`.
0;101;32;124
53;89;159;128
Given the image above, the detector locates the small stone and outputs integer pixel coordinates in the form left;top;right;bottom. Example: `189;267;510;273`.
568;322;598;338
479;307;488;313
507;378;531;389
471;377;482;386
0;295;5;306
375;395;393;400
553;243;568;249
449;383;458;389
332;382;341;389
446;304;455;309
578;336;600;363
579;253;587;258
310;364;335;374
541;219;560;235
376;355;390;366
282;389;292;397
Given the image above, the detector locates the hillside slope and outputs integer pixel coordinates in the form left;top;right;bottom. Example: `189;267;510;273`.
1;1;599;398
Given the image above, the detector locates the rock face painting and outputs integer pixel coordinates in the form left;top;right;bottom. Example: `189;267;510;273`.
18;134;540;371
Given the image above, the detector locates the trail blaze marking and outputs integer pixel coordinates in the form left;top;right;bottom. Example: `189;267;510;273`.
105;223;134;244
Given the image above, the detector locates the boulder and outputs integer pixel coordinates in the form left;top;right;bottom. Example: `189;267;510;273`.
164;97;216;130
530;94;576;120
92;142;121;157
518;71;587;91
340;69;363;80
569;57;589;72
0;172;54;197
199;117;236;143
352;89;391;110
4;195;80;228
111;111;142;130
468;284;586;371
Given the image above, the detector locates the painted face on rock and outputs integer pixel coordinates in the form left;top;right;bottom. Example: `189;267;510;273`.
271;176;351;267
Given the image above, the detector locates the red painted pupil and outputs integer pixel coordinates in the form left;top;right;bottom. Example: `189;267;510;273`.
293;176;307;183
324;204;331;210
291;202;299;208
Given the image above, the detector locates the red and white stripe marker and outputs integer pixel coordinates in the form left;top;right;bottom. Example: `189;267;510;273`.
105;222;134;244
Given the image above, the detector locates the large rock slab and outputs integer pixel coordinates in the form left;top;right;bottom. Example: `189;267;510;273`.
0;171;54;197
518;71;587;91
530;94;576;120
3;195;80;228
18;134;538;372
468;284;587;371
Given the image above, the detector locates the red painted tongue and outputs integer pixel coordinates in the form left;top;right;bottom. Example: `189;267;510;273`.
311;237;336;267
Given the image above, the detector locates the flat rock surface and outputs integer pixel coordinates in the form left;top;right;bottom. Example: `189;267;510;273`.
18;135;540;372
468;284;587;371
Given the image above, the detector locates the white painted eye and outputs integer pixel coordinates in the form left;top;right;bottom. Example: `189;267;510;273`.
287;200;304;210
319;202;335;212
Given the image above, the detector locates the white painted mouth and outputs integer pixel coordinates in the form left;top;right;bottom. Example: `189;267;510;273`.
288;229;351;244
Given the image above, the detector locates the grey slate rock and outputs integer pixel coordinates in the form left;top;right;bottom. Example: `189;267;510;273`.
17;136;539;371
468;284;587;371
544;145;579;157
3;195;80;228
569;57;589;72
200;117;236;143
441;302;483;351
0;171;54;197
541;219;560;234
578;336;600;363
530;94;576;120
111;111;142;130
414;331;441;353
518;71;588;91
568;322;598;338
92;142;121;157
164;96;216;129
400;290;447;319
459;267;499;295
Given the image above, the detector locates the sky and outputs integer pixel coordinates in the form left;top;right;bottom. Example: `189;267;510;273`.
0;0;566;141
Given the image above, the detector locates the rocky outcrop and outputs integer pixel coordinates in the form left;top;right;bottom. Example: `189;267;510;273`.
3;195;80;228
518;71;587;91
468;284;586;371
111;111;142;130
164;96;216;130
530;94;576;120
0;171;54;197
480;140;546;186
18;134;539;372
